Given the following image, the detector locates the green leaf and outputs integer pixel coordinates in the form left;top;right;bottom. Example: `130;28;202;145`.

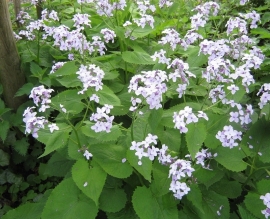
122;51;156;65
187;184;204;215
251;28;270;39
150;160;170;197
132;186;178;219
148;108;163;133
41;178;98;219
186;46;208;68
56;74;81;88
97;85;121;106
244;192;265;219
201;190;230;219
133;110;151;142
15;83;34;97
156;126;181;152
3;202;43;219
68;129;89;160
81;124;122;143
103;70;119;80
132;26;154;38
0;120;9;142
50;61;78;77
51;89;85;115
127;149;152;182
210;180;242;199
0;149;9;166
257;179;270;194
90;143;133;179
99;188;127;213
37;123;72;157
44;151;75;177
186;122;207;159
238;205;258;219
30;62;43;76
13;138;29;156
214;146;247;172
72;159;107;205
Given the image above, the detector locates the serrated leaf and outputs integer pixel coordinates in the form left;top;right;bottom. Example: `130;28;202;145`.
186;122;206;159
156;126;181;151
186;46;208;68
44;152;75;177
72;159;107;205
132;186;178;219
56;74;81;88
81;124;122;142
122;51;156;65
133;110;151;142
257;179;270;194
15;83;34;97
30;62;43;76
97;85;121;106
148;108;163;133
68;129;89;160
150;160;170;197
126;149;152;182
51;89;85;115
187;184;204;215
244;192;265;219
238;205;258;219
210;180;242;199
0;149;9;166
214;146;247;172
0;120;9;142
90;143;133;179
41;178;98;219
13;138;29;156
99;188;127;213
50;61;77;77
37;123;72;157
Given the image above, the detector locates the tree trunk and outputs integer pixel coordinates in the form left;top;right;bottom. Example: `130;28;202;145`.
0;0;26;110
13;0;22;28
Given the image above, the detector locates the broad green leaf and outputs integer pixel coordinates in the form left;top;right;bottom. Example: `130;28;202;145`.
15;83;34;97
126;149;152;182
238;205;258;219
39;45;54;67
156;126;181;152
44;151;75;177
148;108;163;133
122;51;156;65
0;149;9;166
210;180;242;199
257;179;270;194
50;61;77;77
201;190;230;219
150;160;170;197
90;143;133;179
214;146;247;172
97;85;121;106
251;28;270;39
81;124;122;143
110;91;132;116
51;89;85;115
103;70;119;80
41;178;98;219
132;26;154;38
72;159;107;205
68;129;89;160
241;119;270;163
244;192;265;219
132;186;178;219
132;110;151;142
187;184;204;215
13;138;29;156
107;205;139;219
186;122;207;159
186;46;208;68
30;62;43;76
3;202;43;219
99;188;127;213
0;120;9;142
37;123;72;157
56;74;81;88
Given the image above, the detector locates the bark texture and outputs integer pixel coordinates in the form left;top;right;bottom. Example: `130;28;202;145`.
13;0;22;28
0;0;26;110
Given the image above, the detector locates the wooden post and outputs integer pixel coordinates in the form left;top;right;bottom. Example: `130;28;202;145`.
0;0;26;110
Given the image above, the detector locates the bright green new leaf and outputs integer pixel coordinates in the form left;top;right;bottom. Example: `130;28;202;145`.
72;159;107;205
186;122;207;159
37;123;72;157
132;186;178;219
41;178;98;219
99;188;127;213
90;143;133;179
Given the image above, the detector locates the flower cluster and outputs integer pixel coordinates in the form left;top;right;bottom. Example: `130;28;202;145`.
50;62;66;74
133;1;155;29
90;104;114;133
158;28;187;51
76;64;105;94
229;104;253;126
100;28;116;43
257;83;270;109
194;149;217;169
29;85;54;112
168;159;195;199
260;193;270;219
128;70;168;110
216;125;242;148
173;106;208;134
